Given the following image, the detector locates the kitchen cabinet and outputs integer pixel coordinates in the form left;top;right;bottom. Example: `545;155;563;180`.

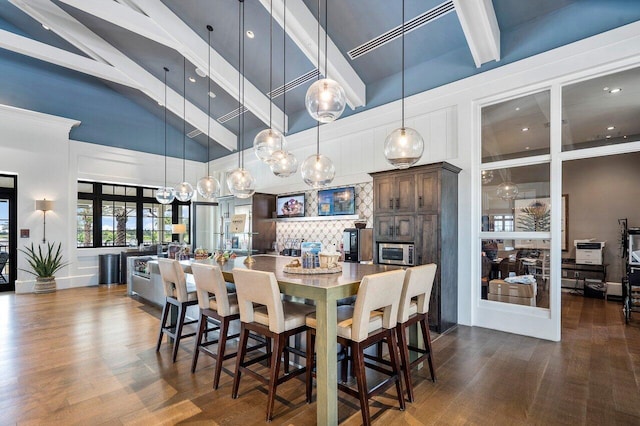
371;162;460;333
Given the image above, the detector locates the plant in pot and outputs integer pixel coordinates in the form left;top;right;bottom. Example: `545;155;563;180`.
19;242;69;294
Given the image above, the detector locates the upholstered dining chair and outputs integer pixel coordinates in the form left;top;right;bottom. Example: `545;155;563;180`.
305;269;406;426
156;258;198;362
230;268;315;422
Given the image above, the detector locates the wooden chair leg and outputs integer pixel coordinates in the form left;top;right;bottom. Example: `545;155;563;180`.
266;334;284;422
340;344;348;383
156;300;170;352
190;312;206;373
396;323;414;402
420;316;436;382
284;335;290;374
352;342;371;426
172;303;187;363
231;325;250;399
387;330;406;411
305;330;314;403
213;317;230;390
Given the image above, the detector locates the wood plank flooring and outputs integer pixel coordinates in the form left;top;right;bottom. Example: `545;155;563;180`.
1;287;639;425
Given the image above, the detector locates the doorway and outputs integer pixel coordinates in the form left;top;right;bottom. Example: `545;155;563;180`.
0;175;17;292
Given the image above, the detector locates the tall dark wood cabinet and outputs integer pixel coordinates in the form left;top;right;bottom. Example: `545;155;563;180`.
219;193;276;254
370;162;460;333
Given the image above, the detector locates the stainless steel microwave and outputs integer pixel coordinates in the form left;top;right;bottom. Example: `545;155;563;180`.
378;243;414;266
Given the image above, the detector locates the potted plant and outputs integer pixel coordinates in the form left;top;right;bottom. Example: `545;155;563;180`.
19;242;69;293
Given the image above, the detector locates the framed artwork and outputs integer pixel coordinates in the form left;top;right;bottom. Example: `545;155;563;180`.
514;195;568;250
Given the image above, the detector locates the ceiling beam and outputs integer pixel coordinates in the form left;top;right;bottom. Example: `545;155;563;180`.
123;0;288;135
259;0;366;110
452;0;500;68
9;0;237;151
0;29;134;87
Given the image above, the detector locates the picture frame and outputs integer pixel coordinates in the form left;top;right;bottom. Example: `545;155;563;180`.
513;195;568;250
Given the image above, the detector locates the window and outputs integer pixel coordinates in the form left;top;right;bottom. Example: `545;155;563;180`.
77;182;190;248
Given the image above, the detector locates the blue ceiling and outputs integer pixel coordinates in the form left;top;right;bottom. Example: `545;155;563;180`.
0;0;639;162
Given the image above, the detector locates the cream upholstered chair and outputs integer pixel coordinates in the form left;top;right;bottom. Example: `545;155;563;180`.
395;263;438;402
305;269;406;426
230;268;315;422
156;258;198;362
191;263;249;389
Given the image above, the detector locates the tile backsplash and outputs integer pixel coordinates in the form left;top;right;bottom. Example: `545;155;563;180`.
275;182;373;252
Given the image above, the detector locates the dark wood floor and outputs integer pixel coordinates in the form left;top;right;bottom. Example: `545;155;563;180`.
1;287;639;425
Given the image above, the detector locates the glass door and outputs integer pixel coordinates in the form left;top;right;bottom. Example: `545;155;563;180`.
0;175;17;292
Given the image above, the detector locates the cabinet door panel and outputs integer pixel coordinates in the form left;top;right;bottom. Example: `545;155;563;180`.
396;175;416;212
374;216;395;240
417;171;439;213
395;215;415;241
416;214;438;265
374;177;395;214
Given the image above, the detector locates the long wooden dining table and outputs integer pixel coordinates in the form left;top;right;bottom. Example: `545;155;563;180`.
177;254;403;425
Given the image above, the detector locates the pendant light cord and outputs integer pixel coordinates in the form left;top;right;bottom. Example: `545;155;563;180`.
316;0;321;157
282;0;287;149
401;0;405;129
324;0;328;79
237;0;242;169
206;25;213;176
241;0;246;169
163;66;168;188
268;0;273;130
182;57;186;181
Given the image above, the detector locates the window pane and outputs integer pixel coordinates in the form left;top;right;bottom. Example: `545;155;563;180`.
143;203;160;245
481;163;550;233
482;91;550;163
102;185;114;195
113;186;127;196
162;205;173;243
126;187;137;196
562;67;640;151
77;200;93;247
143;188;154;198
78;182;93;193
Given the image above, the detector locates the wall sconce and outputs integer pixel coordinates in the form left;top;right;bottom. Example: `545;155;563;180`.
35;199;54;243
171;223;186;244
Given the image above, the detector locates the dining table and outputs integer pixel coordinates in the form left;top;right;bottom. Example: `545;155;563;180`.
177;254;403;426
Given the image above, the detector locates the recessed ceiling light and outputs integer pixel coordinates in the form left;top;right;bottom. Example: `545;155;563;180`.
521;127;529;132
158;101;163;106
188;76;196;83
515;107;520;111
624;135;628;139
42;24;50;30
246;30;255;39
603;87;609;91
195;68;207;78
607;126;615;130
609;88;622;94
525;146;530;150
208;91;216;98
606;135;612;139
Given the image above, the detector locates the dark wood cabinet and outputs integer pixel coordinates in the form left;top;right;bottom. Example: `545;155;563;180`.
219;193;276;254
371;162;460;333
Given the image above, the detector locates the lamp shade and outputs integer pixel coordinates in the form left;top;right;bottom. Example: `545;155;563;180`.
35;199;54;211
300;154;335;188
305;78;347;123
171;223;187;234
254;128;285;164
384;127;424;169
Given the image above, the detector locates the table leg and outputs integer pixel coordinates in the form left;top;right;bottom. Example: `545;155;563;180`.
315;295;338;426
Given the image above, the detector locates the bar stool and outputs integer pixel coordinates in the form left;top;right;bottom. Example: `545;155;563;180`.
190;263;243;389
396;263;438;402
156;258;198;362
305;269;406;426
231;268;315;422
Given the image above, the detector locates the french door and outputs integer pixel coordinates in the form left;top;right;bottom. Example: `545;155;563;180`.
0;175;17;292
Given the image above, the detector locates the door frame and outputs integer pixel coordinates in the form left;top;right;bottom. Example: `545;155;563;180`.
0;174;17;292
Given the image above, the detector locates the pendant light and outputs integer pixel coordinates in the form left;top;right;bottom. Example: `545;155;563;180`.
481;170;494;184
155;66;176;205
253;0;285;164
227;0;256;199
497;181;519;200
301;0;335;188
305;0;346;123
175;57;195;202
196;25;222;200
384;0;424;169
270;0;298;178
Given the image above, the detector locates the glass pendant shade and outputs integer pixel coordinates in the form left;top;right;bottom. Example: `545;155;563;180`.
305;78;347;123
155;186;175;204
226;168;256;199
301;154;335;188
497;181;519;200
175;181;194;202
384;127;424;169
270;150;298;178
254;128;285;164
481;170;494;184
196;176;221;200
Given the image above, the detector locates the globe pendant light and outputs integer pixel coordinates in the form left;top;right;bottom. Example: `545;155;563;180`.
227;0;256;199
175;57;194;202
384;0;424;169
196;24;221;200
481;169;494;184
497;181;519;200
156;66;176;205
254;0;286;164
269;0;298;178
305;0;346;123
